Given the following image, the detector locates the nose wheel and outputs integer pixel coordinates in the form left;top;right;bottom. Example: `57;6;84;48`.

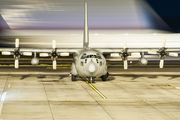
88;77;95;83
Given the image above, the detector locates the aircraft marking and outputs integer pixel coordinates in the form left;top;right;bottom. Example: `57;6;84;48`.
82;77;107;99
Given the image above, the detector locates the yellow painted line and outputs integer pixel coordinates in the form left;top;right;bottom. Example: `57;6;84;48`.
168;84;176;88
151;84;170;86
47;67;70;69
76;82;81;86
97;82;103;86
82;77;107;99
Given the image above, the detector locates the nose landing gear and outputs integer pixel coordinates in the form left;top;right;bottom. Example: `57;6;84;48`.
88;77;95;83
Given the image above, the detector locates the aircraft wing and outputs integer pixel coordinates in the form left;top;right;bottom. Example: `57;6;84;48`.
21;48;81;53
96;48;180;53
96;40;180;69
0;39;82;69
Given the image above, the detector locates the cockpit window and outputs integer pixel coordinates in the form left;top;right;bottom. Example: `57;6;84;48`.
81;53;102;59
96;53;102;59
81;53;87;59
86;55;96;58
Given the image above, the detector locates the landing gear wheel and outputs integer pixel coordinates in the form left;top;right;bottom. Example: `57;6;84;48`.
71;75;76;81
92;78;95;83
101;75;106;81
106;72;109;78
88;77;95;83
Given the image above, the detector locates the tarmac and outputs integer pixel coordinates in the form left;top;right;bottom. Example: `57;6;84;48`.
0;67;180;120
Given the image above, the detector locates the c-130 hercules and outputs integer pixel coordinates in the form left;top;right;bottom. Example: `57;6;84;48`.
0;2;179;83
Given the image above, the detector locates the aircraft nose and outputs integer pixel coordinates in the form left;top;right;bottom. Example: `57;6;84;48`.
89;63;96;73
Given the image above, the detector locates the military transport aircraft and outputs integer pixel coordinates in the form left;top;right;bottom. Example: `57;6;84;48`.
0;2;179;83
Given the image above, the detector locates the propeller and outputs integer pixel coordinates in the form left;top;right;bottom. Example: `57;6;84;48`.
53;60;56;70
148;39;178;68
1;38;33;68
14;38;21;69
2;38;21;68
159;59;164;68
121;40;129;69
15;59;19;69
51;40;58;70
124;60;128;69
39;40;58;69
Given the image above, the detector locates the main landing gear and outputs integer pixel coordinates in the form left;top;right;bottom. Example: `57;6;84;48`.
71;75;76;81
101;72;109;81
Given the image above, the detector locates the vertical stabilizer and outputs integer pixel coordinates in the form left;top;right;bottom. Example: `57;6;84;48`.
83;1;89;48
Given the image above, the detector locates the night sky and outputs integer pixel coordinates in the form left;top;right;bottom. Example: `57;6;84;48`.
146;0;180;33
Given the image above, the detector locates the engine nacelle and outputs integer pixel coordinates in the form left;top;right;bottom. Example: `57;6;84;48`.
31;57;39;65
138;58;148;66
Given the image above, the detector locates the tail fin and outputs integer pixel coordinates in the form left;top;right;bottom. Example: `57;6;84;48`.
83;1;89;48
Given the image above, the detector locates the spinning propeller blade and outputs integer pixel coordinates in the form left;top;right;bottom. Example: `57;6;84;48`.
159;59;164;68
15;38;19;48
123;40;127;49
39;53;49;57
15;59;19;69
52;40;56;49
53;60;56;70
124;60;128;69
167;52;178;57
148;50;157;54
1;51;11;55
162;39;166;48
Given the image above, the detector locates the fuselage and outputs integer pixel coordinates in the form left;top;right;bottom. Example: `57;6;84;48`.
71;48;107;78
